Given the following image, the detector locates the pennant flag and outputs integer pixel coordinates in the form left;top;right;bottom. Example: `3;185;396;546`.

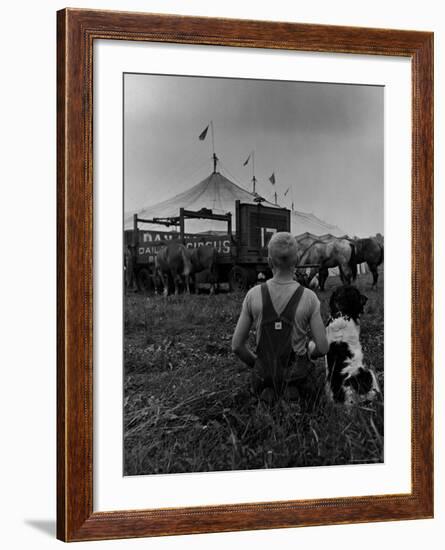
269;172;276;185
284;187;290;196
243;153;251;166
199;125;209;141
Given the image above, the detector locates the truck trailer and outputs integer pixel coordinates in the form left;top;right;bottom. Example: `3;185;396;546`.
124;200;291;292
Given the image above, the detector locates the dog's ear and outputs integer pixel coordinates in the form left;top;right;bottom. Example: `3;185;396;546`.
360;294;368;306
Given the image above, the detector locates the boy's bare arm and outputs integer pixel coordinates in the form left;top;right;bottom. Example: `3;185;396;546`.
309;309;329;358
232;309;257;367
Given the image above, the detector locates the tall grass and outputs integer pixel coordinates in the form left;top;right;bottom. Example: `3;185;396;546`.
124;273;384;475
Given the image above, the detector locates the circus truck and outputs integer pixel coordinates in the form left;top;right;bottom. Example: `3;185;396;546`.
124;200;291;292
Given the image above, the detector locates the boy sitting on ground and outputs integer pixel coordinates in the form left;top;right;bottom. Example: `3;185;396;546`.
231;232;329;404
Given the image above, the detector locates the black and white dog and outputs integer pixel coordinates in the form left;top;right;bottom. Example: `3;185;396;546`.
325;286;380;407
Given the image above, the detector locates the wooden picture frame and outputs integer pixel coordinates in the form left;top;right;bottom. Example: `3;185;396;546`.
57;8;434;542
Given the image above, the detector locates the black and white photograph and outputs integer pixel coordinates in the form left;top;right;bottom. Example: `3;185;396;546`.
1;0;440;546
123;72;384;476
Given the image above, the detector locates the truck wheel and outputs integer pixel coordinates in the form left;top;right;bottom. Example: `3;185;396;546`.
136;268;153;293
229;266;249;292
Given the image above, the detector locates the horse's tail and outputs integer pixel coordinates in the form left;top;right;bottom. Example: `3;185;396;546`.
377;243;384;266
179;244;192;276
349;243;358;281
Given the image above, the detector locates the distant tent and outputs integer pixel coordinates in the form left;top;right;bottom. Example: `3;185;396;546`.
291;210;344;238
125;170;344;236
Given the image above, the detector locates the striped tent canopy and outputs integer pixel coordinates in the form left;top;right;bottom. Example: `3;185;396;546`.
125;170;344;236
124;171;278;233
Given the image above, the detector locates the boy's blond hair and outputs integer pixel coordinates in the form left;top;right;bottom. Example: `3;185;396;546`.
268;232;298;270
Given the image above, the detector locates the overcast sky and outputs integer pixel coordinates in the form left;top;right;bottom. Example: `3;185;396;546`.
124;73;383;236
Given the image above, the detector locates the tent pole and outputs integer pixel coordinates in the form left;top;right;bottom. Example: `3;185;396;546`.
252;150;256;194
213;153;218;173
210;121;217;173
274;170;277;204
210;120;215;154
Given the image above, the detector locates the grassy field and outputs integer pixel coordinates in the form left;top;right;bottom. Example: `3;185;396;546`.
123;272;384;476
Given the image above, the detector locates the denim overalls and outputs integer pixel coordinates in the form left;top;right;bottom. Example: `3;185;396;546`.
251;283;322;404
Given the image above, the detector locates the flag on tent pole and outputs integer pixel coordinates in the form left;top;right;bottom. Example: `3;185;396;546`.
269;172;276;185
284;187;290;196
199;125;209;141
243;153;251;166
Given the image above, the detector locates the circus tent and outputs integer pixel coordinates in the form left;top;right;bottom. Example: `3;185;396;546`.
124;170;345;236
290;210;344;237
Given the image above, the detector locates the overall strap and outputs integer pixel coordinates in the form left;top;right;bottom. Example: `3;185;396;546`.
260;283;278;322
280;285;305;324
